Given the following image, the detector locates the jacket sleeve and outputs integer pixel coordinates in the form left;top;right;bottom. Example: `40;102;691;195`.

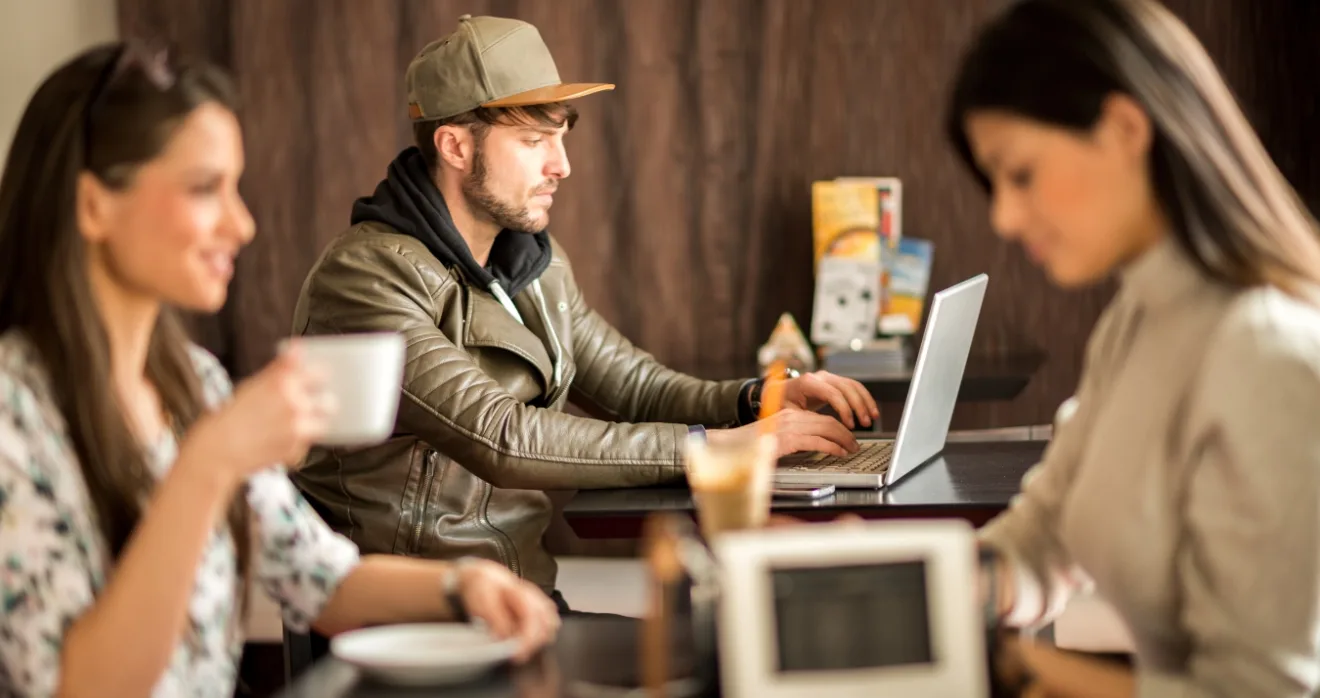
297;239;686;491
555;254;748;427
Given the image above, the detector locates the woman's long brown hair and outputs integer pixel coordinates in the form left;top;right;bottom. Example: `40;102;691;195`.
0;42;250;598
947;0;1320;300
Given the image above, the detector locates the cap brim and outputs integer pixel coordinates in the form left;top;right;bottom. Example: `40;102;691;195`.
481;82;615;108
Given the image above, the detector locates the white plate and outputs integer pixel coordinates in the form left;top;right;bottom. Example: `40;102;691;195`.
330;623;520;686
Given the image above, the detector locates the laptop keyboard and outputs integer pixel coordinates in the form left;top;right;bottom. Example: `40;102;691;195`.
780;441;895;474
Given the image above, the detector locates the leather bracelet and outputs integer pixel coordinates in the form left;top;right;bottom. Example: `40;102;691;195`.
746;367;800;420
744;366;802;422
441;556;476;623
736;379;762;426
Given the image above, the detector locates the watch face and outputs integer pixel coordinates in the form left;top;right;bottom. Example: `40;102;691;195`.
770;561;933;673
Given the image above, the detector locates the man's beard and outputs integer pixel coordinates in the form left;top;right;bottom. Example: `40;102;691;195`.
461;143;548;234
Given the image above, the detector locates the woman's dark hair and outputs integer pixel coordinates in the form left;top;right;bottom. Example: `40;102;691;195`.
947;0;1320;298
0;41;251;598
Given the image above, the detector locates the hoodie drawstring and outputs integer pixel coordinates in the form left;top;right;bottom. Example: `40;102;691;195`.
489;281;525;325
489;279;564;392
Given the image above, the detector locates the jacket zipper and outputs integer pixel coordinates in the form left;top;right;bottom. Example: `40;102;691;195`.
410;451;438;555
478;481;521;577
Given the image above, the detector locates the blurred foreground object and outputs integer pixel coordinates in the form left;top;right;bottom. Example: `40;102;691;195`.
757;313;816;374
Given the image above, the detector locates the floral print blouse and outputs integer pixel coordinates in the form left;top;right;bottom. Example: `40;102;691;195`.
0;332;362;697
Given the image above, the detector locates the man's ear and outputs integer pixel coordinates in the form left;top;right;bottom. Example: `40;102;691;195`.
76;171;114;243
435;125;474;172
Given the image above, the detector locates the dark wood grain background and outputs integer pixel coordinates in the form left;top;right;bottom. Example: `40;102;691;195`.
117;0;1320;429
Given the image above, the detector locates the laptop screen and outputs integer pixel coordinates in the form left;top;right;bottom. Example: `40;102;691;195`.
771;560;934;673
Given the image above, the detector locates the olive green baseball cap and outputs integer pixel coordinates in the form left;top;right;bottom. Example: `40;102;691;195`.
406;14;614;122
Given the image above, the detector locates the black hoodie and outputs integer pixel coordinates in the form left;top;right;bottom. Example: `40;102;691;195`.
350;147;553;299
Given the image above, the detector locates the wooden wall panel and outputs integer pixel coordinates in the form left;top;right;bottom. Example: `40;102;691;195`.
116;0;1319;428
224;0;405;375
228;0;315;376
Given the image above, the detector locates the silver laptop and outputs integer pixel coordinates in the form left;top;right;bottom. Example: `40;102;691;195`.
774;274;988;489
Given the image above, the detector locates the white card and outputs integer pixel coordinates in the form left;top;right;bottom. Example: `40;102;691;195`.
810;257;880;347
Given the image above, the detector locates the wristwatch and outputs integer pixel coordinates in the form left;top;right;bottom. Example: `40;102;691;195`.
747;366;801;417
440;556;476;623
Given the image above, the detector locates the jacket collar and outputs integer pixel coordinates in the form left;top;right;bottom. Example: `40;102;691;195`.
460;275;572;404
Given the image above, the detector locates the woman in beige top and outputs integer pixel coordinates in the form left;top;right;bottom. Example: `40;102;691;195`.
947;0;1320;696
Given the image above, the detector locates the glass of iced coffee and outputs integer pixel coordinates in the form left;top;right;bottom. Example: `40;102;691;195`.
684;430;777;540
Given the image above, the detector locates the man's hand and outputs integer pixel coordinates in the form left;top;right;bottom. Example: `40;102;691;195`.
780;371;880;430
709;409;860;458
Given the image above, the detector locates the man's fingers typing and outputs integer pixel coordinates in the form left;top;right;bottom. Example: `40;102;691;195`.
780;433;849;458
823;374;873;428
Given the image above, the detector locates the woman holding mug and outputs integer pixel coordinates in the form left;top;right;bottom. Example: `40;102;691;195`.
0;42;558;697
949;0;1320;695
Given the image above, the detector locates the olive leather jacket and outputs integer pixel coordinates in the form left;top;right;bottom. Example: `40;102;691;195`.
289;222;746;591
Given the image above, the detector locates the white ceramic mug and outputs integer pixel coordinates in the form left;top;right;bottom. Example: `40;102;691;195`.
287;332;405;447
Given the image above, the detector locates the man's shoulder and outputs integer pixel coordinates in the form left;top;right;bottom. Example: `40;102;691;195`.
294;223;462;330
544;233;575;273
323;221;442;266
310;222;457;288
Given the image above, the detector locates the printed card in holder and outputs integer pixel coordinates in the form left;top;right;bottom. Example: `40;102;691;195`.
810;256;881;348
879;237;934;336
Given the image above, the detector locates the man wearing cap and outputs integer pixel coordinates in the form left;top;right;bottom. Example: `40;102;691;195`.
290;15;877;605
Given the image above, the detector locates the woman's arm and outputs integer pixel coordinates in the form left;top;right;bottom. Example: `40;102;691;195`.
976;290;1141;630
313;555;559;662
51;347;332;696
244;471;558;664
55;463;237;697
1008;638;1136;698
978;372;1102;626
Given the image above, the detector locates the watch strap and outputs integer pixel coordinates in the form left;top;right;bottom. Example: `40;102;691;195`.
441;557;475;623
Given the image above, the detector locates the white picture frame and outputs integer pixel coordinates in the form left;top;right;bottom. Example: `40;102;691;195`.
712;520;988;698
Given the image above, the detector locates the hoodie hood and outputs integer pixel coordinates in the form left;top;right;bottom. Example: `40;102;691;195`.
350;146;552;298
